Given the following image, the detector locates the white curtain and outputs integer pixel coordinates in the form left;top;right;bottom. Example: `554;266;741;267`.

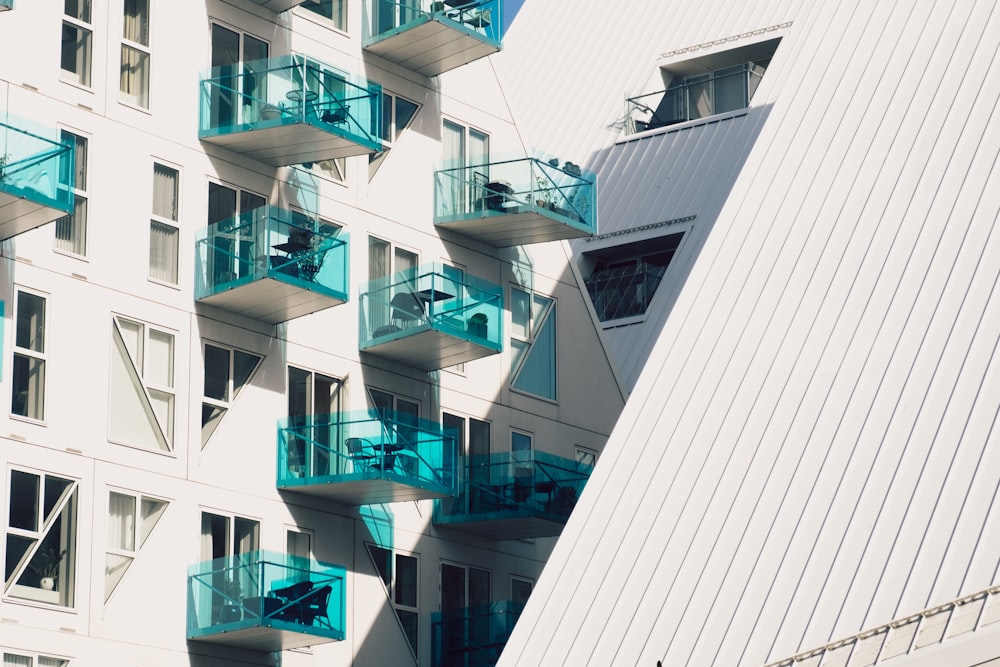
152;164;178;221
122;0;148;44
149;221;178;284
108;492;136;550
3;654;32;667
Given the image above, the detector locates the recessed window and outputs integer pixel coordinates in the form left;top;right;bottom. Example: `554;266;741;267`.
583;232;684;321
54;130;88;256
2;650;70;666
108;316;175;452
202;343;262;447
367;545;419;657
369;92;420;178
626;36;780;133
105;490;168;601
510;287;556;400
61;0;93;87
11;290;46;422
120;0;150;108
301;0;347;31
4;468;79;607
150;163;179;284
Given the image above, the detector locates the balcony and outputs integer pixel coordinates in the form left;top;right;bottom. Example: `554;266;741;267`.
364;0;503;77
434;157;596;247
187;550;346;652
277;410;457;505
0;113;74;240
359;262;503;370
434;450;593;539
199;55;381;166
0;1;12;10
431;600;524;667
195;207;349;323
243;0;305;11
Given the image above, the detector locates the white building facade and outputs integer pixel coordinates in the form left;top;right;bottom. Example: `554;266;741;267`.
0;1;625;666
494;0;1000;665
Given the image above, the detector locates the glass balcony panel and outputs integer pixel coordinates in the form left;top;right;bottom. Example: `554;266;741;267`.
194;207;349;323
433;449;593;539
0;0;12;10
187;549;346;651
243;0;307;11
199;54;382;165
431;600;524;667
359;262;503;370
434;156;596;247
277;410;458;505
0;113;75;239
363;0;503;77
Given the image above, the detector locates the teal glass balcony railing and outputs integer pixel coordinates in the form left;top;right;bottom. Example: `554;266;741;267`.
0;1;13;11
434;449;593;539
277;410;457;505
244;0;305;11
199;54;382;165
0;113;74;239
187;550;346;651
359;262;503;370
434;157;596;247
194;207;349;323
431;600;524;667
364;0;503;77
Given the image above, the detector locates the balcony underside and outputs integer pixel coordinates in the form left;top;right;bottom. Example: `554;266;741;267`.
280;474;453;505
365;19;500;77
202;123;376;167
0;191;67;240
436;208;594;247
362;326;499;370
436;514;567;540
197;275;346;323
191;621;339;652
244;0;304;11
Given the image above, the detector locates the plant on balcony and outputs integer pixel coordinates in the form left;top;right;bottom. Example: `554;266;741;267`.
0;153;9;181
467;312;488;338
430;1;445;11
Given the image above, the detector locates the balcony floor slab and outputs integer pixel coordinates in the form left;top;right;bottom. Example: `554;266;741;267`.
0;190;68;240
197;275;346;323
436;208;594;247
202;122;376;167
365;18;499;77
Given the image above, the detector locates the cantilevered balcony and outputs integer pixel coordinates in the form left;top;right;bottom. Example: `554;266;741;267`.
0;1;13;11
434;450;593;539
434;157;597;247
243;0;305;11
276;410;457;505
431;600;524;667
187;550;346;652
194;207;349;323
364;0;503;77
359;262;502;370
199;55;382;166
0;113;74;240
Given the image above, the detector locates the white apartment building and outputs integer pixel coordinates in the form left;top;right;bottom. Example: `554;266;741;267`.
0;1;626;666
493;0;1000;666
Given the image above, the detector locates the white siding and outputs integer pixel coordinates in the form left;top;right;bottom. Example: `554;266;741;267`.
498;0;1000;665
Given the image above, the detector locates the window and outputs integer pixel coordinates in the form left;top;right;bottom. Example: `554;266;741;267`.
369;92;420;178
61;0;93;87
286;528;312;562
301;0;347;31
4;469;78;607
627;37;780;133
287;366;343;476
440;561;491;659
583;232;684;322
575;446;597;468
207;182;266;285
105;490;167;601
11;290;46;422
54;130;88;256
108;315;175;452
510;287;556;400
441;119;489;215
120;0;150;107
367;545;419;656
201;343;261;447
210;23;269;130
511;576;533;606
2;650;69;666
150;163;179;284
366;236;418;333
199;511;259;622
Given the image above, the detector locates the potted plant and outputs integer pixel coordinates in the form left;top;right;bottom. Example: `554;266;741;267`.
430;1;445;12
29;546;65;590
467;312;488;338
535;174;555;209
217;575;245;623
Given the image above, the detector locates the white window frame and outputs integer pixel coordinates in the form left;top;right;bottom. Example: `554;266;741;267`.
11;288;48;423
509;286;557;401
149;161;180;285
1;648;70;666
299;0;348;33
201;341;262;448
367;544;419;657
575;445;598;468
104;488;168;602
120;0;151;109
54;129;89;257
61;0;94;88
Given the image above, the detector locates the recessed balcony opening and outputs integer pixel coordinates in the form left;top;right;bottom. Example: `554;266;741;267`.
363;0;503;77
277;410;458;505
0;113;75;240
360;262;503;370
434;156;597;246
187;550;346;652
199;54;382;166
194;206;349;323
433;450;594;540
